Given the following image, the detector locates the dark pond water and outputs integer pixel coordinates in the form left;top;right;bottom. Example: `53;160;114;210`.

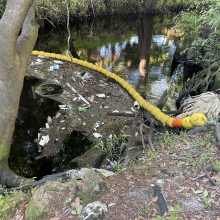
10;13;186;178
36;14;185;108
9;77;59;178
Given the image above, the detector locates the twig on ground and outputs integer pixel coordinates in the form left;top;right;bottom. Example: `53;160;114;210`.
148;121;155;151
123;113;141;168
185;124;214;135
215;123;220;144
200;164;217;186
107;112;135;117
140;120;149;149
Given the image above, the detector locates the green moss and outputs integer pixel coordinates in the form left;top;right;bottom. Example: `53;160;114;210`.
77;171;108;203
0;143;10;161
25;203;48;220
0;191;31;220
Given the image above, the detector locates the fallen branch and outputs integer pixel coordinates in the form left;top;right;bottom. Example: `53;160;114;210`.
0;171;70;195
107;112;135;117
215;123;220;144
185;123;214;135
148;121;155;151
122;113;141;168
200;164;217;186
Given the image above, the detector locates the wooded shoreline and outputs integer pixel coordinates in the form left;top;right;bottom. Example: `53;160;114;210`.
35;0;195;24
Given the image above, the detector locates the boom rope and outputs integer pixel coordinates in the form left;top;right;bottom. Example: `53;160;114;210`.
32;50;207;128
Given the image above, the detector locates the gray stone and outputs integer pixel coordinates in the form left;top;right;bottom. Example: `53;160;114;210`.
80;201;108;220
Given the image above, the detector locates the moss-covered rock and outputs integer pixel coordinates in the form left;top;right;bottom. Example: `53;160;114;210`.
77;169;108;203
25;168;110;219
25;180;77;220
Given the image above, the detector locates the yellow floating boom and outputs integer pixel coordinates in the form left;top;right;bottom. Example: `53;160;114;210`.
32;50;207;128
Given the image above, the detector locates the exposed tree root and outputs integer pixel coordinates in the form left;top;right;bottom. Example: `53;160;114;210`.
0;166;33;188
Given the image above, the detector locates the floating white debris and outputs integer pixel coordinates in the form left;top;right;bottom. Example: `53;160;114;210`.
81;72;92;80
38;133;41;141
55;112;61;119
49;65;59;71
96;94;105;98
93;133;102;138
134;101;140;110
36;58;42;63
54;60;64;64
112;110;119;113
59;104;71;110
47;116;52;124
39;135;50;146
45;123;49;129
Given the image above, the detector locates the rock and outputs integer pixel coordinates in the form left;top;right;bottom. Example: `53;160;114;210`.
25;168;109;219
80;201;108;220
25;179;77;220
67;168;114;180
71;147;107;168
76;169;108;203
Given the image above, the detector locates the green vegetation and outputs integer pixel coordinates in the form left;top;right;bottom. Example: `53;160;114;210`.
71;204;83;216
155;204;183;220
99;129;130;172
174;0;220;66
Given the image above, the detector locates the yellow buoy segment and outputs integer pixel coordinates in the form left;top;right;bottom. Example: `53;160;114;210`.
31;51;207;128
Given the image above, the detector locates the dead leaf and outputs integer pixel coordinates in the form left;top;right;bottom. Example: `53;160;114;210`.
137;216;145;220
151;196;158;202
178;188;185;192
212;174;220;181
216;217;220;220
206;143;211;148
74;197;81;210
184;186;191;191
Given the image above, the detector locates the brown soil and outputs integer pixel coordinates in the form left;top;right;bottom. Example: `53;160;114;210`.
24;55;220;220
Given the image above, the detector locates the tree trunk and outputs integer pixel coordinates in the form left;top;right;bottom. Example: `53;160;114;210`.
0;0;39;187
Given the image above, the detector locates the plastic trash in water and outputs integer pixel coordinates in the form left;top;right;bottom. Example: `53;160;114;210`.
45;123;49;129
93;133;102;138
55;112;62;119
134;101;140;110
49;65;59;71
47;116;52;124
96;94;105;98
71;76;76;82
39;135;50;146
112;110;119;113
81;72;92;80
59;104;70;110
94;121;101;130
38;55;45;59
54;60;64;64
77;107;87;112
89;95;95;103
74;71;81;76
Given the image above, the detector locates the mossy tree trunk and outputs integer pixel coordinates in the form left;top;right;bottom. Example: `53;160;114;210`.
0;0;39;187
